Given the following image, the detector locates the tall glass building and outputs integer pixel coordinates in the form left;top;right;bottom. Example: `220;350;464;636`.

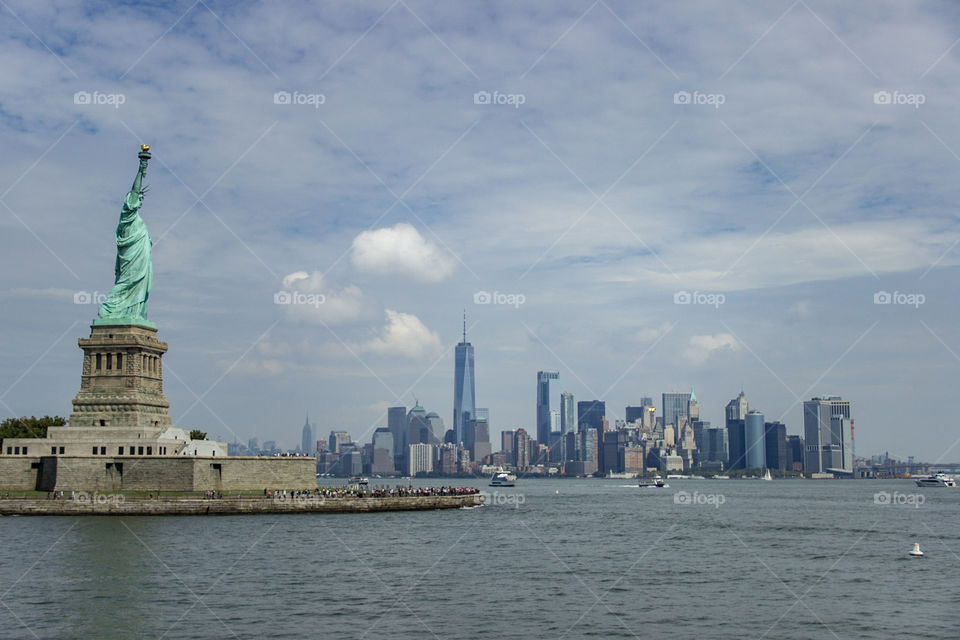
453;319;476;446
560;392;575;435
744;410;766;469
662;392;688;429
388;406;407;460
536;371;559;445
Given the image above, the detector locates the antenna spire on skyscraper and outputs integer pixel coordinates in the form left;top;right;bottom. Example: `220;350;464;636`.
463;308;467;343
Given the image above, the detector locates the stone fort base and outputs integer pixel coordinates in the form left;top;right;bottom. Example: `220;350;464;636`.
0;456;316;492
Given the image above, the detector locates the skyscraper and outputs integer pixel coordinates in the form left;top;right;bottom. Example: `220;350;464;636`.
687;388;699;421
702;427;728;465
725;390;748;422
301;412;314;455
764;421;788;471
744;410;766;470
372;428;395;474
388;406;407;461
826;397;853;472
536;371;559;446
577;400;605;433
514;428;531;469
453;314;476;446
468;411;491;464
726;420;745;470
802;396;853;474
803;397;833;473
560;392;575;435
662;392;689;429
407;403;430;446
328;430;351;454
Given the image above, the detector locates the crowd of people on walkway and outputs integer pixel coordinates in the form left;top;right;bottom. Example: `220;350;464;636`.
263;485;481;500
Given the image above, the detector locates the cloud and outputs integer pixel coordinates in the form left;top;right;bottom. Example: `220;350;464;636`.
360;309;443;359
278;271;364;325
350;223;456;282
683;333;740;365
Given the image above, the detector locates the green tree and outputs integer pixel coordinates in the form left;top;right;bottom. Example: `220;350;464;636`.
188;429;207;440
0;415;66;444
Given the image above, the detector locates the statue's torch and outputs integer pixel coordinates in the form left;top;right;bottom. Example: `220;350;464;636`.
138;144;151;179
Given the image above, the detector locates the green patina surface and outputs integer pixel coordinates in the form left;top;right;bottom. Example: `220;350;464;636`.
95;146;155;329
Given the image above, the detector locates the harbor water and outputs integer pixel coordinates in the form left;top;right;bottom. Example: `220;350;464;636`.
0;478;957;639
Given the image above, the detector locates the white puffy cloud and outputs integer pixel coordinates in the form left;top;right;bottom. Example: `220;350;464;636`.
278;271;364;325
350;223;456;282
360;309;443;359
683;333;740;365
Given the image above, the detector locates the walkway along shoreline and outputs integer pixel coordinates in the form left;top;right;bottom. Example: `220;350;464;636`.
0;493;483;516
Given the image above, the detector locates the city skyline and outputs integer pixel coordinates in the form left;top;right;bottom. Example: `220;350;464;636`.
3;3;960;463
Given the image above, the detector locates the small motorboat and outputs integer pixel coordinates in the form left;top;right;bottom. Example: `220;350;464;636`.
909;542;923;557
638;476;667;488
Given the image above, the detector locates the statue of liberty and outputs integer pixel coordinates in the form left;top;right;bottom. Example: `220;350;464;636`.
95;145;156;328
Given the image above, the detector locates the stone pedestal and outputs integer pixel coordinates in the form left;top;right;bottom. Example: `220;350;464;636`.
68;324;171;429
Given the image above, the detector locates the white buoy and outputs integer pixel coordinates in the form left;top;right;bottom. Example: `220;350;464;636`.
909;542;923;557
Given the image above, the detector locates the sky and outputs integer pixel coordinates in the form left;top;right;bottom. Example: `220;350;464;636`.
1;0;960;462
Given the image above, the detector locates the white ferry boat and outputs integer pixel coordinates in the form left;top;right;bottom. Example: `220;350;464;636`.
638;475;667;488
914;472;956;487
489;471;516;487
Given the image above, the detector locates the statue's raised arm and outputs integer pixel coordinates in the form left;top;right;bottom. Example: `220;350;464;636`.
95;145;156;329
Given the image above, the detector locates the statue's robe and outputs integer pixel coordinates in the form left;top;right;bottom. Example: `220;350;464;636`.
97;189;152;323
